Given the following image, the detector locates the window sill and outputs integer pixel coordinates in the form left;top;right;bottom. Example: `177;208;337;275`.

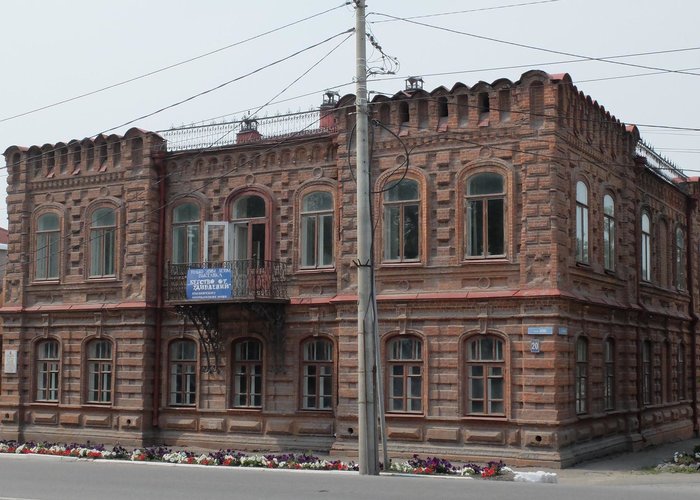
385;411;424;418
296;267;336;274
30;280;60;286
461;414;507;421
86;276;119;282
167;405;197;410
380;261;423;268
462;257;508;263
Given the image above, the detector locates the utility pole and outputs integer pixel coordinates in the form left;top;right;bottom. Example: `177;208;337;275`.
354;0;379;476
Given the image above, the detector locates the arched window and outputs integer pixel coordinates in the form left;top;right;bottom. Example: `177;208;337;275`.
465;335;505;415
300;191;334;269
575;181;589;263
603;195;615;271
575;337;588;414
231;195;268;265
465;172;505;258
642;340;652;405
36;213;60;281
172;203;200;264
658;219;669;287
301;338;333;410
86;339;112;404
641;212;651;282
232;339;262;408
36;340;60;402
169;340;197;406
675;227;686;290
383;179;420;262
398;101;409;124
603;338;615;411
437;96;448;118
89;207;116;277
386;336;423;413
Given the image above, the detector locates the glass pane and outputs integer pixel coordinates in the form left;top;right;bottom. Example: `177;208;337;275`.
92;208;115;227
471;375;484;399
470;401;483;413
233;195;266;218
487;199;504;255
468;173;503;195
303;192;332;211
490;377;503;399
385;179;418;201
38;213;59;231
384;206;400;260
480;338;494;360
403;204;419;259
603;195;614;216
467;200;483;256
48;232;59;278
173;226;186;264
301;215;316;267
36;234;48;279
321;214;333;266
174;203;199;223
576;182;587;204
490;401;504;413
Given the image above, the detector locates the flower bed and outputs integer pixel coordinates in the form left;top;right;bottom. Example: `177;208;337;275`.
655;446;700;473
0;440;515;478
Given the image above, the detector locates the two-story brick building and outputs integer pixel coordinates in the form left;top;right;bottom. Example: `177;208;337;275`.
1;70;698;466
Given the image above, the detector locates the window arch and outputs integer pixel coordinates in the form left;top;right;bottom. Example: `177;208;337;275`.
35;212;61;281
386;335;423;413
300;337;333;410
89;207;116;277
641;212;651;282
86;339;113;404
172;202;201;264
169;339;197;406
465;334;505;415
675;227;686;290
232;338;263;408
603;338;615;411
465;172;505;258
603;194;615;271
575;337;588;414
300;191;334;269
36;339;60;402
575;181;589;263
383;178;420;262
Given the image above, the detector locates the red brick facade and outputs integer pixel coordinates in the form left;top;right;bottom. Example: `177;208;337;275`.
1;70;698;467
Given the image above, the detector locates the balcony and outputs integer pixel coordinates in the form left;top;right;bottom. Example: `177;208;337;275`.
166;259;288;303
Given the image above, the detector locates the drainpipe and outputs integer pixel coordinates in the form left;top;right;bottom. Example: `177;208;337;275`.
685;193;698;436
152;150;167;429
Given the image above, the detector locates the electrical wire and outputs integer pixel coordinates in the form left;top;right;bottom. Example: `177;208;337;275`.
368;0;561;23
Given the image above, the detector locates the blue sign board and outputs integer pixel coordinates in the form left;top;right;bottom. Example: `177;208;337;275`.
527;326;554;335
186;268;232;300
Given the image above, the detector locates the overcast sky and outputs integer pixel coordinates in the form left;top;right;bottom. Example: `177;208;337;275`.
1;0;698;226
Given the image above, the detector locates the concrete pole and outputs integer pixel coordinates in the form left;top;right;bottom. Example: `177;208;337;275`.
355;0;379;475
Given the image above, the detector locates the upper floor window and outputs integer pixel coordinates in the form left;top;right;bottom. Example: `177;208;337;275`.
642;340;652;405
603;338;615;411
603;195;615;271
300;192;334;269
641;212;651;282
301;338;333;410
383;179;420;263
465;335;505;415
172;203;200;264
575;181;589;263
675;227;686;290
232;339;262;408
169;340;197;406
36;340;60;402
86;339;113;404
89;208;116;277
231;195;268;264
36;213;60;281
575;337;588;414
465;172;505;258
386;336;423;413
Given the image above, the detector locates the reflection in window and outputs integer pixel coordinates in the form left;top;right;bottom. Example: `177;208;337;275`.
301;192;334;268
36;213;60;280
301;338;333;410
169;340;196;406
387;336;422;413
465;336;505;415
90;208;116;277
575;182;589;263
233;339;262;408
603;195;615;271
466;172;505;258
172;203;200;264
383;180;420;262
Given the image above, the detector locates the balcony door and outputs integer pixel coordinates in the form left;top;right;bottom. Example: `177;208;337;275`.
231;194;268;267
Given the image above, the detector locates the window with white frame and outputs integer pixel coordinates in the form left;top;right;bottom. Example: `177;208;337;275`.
641;212;651;281
89;207;116;277
603;195;615;271
232;339;262;408
86;339;112;404
301;338;333;410
169;340;197;406
300;192;334;269
465;172;506;259
36;340;59;402
465;335;505;415
383;179;420;262
172;203;200;264
575;181;589;263
387;336;423;413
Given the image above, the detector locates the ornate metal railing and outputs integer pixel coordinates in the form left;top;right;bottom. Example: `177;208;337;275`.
167;259;288;301
158;110;335;152
636;139;688;184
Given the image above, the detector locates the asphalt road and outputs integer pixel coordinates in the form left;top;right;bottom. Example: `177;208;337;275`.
0;454;699;500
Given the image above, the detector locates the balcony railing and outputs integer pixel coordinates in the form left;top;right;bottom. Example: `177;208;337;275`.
167;260;288;302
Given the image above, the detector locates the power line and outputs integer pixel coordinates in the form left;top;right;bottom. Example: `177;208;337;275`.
368;0;561;23
369;12;700;78
0;2;351;125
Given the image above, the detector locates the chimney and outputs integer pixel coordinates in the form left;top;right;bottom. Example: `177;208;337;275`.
319;91;339;130
405;76;423;91
236;117;261;144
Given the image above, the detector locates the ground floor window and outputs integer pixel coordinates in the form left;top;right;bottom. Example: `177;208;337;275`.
233;339;262;408
465;335;505;415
